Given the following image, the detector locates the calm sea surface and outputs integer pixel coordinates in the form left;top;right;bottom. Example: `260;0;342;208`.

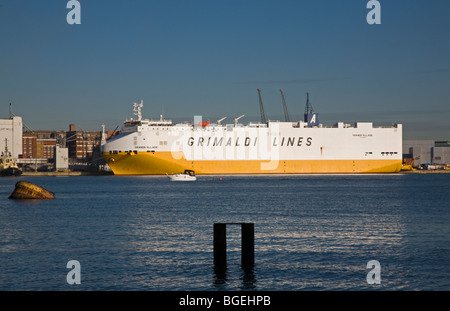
0;174;449;291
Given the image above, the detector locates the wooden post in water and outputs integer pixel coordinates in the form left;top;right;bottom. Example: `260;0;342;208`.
213;223;254;271
241;223;254;270
213;223;227;270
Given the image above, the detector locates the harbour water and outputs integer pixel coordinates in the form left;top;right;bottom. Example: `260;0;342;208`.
1;174;449;291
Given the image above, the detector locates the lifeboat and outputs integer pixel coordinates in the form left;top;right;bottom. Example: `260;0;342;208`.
198;120;210;127
9;181;55;200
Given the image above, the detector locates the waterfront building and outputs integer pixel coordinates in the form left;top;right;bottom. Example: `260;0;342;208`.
403;140;450;165
66;124;102;160
0;116;23;159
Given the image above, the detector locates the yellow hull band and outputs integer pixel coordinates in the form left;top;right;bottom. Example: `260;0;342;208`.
103;151;402;175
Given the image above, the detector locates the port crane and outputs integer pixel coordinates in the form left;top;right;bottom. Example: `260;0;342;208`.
216;117;227;125
257;88;267;124
234;115;245;126
280;89;290;122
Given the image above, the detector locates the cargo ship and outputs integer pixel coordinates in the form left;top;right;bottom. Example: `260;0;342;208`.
101;93;402;175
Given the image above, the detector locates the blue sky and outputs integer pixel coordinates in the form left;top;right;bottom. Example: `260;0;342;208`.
1;0;449;139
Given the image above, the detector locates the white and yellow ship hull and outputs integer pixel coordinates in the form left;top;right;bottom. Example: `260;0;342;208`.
102;118;402;175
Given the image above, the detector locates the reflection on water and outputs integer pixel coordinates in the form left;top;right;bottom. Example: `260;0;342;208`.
240;267;256;290
0;174;449;290
212;263;256;290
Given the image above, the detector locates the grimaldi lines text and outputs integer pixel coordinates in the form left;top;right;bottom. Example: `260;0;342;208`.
101;104;402;175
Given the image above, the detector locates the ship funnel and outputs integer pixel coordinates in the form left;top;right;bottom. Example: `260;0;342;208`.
304;93;319;126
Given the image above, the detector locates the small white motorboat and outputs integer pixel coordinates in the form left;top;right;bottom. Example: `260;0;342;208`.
167;169;197;181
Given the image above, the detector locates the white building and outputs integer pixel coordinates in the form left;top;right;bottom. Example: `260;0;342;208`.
54;146;69;171
0;116;23;159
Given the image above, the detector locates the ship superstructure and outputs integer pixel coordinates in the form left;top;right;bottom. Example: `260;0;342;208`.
102;97;402;175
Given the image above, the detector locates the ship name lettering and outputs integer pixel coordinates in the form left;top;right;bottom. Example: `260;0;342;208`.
188;136;312;147
272;137;312;147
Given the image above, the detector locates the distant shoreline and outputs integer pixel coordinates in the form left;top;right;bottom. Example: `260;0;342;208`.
399;169;450;174
16;170;450;176
20;171;113;176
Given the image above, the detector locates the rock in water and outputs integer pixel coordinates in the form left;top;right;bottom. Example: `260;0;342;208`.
9;181;55;200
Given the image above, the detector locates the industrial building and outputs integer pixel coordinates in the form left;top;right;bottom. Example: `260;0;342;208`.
0;116;23;159
66;124;102;160
22;130;63;159
2;114;103;172
403;140;450;167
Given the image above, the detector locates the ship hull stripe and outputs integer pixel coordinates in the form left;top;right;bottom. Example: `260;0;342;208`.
103;152;402;175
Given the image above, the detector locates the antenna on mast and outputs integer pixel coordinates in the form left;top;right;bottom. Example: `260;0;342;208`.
9;103;34;133
133;100;143;121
